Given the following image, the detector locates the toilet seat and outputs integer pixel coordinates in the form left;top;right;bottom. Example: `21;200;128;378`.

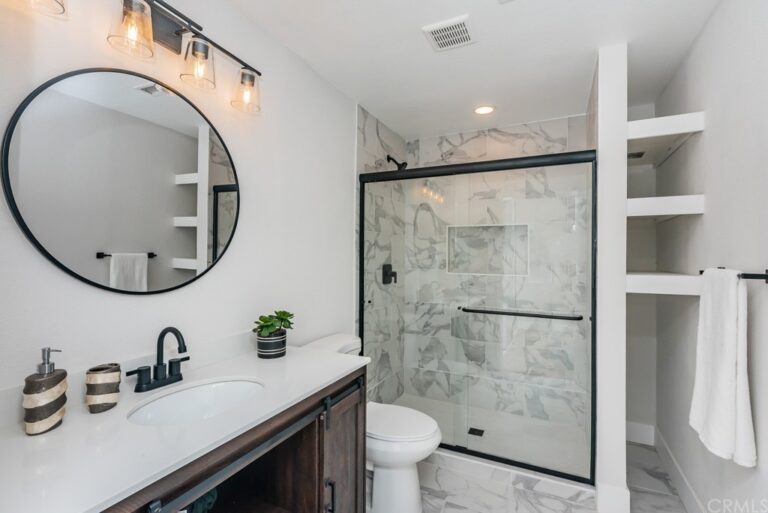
366;402;439;442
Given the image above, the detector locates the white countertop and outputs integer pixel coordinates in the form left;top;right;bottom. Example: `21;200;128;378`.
0;346;369;513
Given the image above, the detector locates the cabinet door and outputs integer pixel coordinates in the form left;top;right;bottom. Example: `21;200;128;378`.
322;386;365;513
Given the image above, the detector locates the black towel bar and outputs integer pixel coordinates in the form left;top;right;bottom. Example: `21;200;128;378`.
96;252;157;259
698;267;768;283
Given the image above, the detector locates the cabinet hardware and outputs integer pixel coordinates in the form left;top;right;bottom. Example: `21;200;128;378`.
325;479;337;513
324;397;332;431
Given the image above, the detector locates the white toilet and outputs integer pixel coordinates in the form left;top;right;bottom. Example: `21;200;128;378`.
303;334;442;513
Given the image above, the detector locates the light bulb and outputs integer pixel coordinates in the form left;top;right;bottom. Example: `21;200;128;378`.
107;0;154;59
180;37;216;89
231;68;260;113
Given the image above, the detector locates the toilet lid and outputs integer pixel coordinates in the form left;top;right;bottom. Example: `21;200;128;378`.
366;402;439;442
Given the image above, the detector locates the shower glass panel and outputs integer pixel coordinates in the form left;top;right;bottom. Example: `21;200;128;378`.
361;154;595;482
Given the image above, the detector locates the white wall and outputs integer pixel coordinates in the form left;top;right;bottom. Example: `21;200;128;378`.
654;0;768;510
626;102;658;434
626;161;658;434
0;0;356;391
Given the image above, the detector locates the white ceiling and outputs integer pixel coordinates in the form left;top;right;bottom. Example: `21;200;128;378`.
235;0;720;140
52;73;204;138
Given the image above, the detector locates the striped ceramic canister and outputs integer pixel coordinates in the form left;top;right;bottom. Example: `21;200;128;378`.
85;363;121;413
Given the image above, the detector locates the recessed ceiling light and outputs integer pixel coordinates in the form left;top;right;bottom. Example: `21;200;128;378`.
474;105;495;115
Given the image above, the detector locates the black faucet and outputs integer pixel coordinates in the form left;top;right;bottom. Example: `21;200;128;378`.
126;327;190;393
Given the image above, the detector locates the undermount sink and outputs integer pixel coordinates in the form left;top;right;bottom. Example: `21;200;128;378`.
127;378;264;426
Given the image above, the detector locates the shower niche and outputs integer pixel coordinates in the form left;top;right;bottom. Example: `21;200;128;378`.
360;152;596;483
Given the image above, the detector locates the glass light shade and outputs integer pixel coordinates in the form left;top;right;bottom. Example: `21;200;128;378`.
231;68;260;114
180;37;216;89
29;0;66;15
107;0;154;59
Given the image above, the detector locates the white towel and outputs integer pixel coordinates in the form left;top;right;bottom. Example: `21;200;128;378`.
109;253;148;292
689;268;756;467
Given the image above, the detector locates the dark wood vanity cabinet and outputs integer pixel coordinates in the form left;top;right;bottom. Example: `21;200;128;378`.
322;384;366;513
105;368;366;513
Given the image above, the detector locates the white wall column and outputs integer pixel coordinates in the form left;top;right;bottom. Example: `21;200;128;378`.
595;42;630;513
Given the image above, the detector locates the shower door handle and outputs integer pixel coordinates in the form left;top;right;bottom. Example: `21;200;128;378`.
458;306;583;321
382;264;398;285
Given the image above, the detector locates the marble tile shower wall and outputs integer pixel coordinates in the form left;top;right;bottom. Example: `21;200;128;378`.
400;163;593;438
406;116;587;168
359;110;594;443
357;106;407;173
397;115;592;443
357;106;408;402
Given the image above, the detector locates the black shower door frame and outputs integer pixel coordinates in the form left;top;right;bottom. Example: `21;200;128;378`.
358;149;598;485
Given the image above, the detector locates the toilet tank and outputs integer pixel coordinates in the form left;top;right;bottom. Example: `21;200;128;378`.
304;333;361;355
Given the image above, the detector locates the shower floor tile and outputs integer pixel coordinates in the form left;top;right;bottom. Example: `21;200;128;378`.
394;393;590;478
413;449;596;513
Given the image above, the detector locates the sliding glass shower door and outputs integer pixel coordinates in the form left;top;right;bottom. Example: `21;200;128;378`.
360;153;595;482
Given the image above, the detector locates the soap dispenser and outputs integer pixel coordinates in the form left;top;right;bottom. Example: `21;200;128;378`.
22;348;68;436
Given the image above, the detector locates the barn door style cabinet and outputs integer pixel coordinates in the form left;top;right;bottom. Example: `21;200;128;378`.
105;368;366;513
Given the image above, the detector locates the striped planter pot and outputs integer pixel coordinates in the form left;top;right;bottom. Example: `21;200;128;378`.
256;330;287;359
23;369;68;436
86;363;121;413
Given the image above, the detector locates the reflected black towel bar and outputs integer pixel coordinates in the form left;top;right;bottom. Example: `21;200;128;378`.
458;306;584;321
96;252;157;259
698;268;768;283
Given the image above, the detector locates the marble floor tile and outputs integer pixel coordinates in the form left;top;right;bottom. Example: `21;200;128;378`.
509;488;595;513
442;500;486;513
418;461;510;513
629;489;687;513
627;443;678;496
422;488;447;513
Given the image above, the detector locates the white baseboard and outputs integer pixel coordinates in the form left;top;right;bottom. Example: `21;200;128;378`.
655;427;706;513
596;481;630;513
626;421;656;445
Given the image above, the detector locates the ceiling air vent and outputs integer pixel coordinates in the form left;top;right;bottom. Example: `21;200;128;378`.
422;15;474;52
135;83;171;97
628;151;646;160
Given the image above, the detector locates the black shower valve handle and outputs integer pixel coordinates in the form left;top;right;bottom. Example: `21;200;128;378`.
382;264;398;285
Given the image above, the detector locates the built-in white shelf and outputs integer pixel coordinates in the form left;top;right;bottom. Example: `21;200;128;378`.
173;216;198;227
174;173;199;185
626;272;701;296
171;258;198;270
627;112;705;166
627;195;705;222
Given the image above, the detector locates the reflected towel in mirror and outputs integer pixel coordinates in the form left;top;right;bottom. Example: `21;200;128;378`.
109;253;148;292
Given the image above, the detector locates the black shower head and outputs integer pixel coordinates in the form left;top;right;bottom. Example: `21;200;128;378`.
386;154;408;170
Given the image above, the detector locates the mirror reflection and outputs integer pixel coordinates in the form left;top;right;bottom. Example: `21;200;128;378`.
4;70;238;293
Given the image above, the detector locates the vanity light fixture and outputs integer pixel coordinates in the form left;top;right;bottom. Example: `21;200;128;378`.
180;36;216;89
107;0;155;59
231;68;261;114
103;0;263;105
28;0;66;16
474;105;495;115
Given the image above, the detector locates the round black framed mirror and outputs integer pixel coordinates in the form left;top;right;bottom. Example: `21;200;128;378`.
1;68;240;294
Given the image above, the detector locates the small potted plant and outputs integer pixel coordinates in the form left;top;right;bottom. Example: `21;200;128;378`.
253;310;294;359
